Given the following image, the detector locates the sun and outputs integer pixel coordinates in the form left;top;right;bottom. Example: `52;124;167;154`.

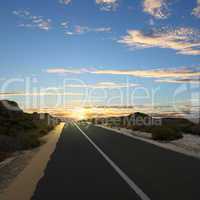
71;107;87;120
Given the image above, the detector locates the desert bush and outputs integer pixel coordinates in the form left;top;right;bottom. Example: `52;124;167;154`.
0;135;19;152
189;125;200;135
7;127;22;137
39;129;48;136
18;132;41;150
151;126;183;141
0;126;8;135
20;120;37;130
162;118;194;133
0;100;59;154
0;131;41;152
132;125;155;133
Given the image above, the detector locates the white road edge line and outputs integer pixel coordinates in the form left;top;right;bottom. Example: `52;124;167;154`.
73;122;151;200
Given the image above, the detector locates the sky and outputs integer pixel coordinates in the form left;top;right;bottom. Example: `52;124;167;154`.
0;0;200;119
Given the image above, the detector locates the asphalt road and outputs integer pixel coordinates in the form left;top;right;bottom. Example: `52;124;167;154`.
32;122;200;200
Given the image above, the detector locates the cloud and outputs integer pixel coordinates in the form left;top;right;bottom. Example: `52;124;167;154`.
74;26;90;34
61;21;69;28
46;67;200;81
67;25;112;35
96;0;118;11
59;0;71;5
65;31;74;35
13;10;30;17
118;27;200;55
156;77;200;84
93;27;112;32
91;68;200;78
0;91;83;97
192;0;200;18
46;68;92;74
143;0;170;19
61;24;111;36
66;82;139;89
13;10;51;31
75;25;111;34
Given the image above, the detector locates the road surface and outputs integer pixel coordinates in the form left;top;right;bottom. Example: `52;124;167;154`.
32;122;200;200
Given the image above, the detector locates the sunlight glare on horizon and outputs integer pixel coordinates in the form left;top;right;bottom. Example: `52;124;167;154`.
71;107;87;120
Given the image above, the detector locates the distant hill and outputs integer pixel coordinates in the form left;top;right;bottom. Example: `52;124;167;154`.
127;112;150;119
0;100;23;117
0;100;60;156
0;100;22;111
87;112;200;140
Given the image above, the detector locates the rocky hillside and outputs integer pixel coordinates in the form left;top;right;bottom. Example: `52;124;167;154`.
0;100;60;156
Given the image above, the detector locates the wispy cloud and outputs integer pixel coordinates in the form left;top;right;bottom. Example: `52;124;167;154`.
66;82;139;89
46;68;92;74
118;27;200;55
46;67;200;81
156;77;200;84
64;25;112;35
192;0;200;18
75;25;111;34
91;68;200;78
96;0;118;11
13;10;51;31
61;21;69;28
59;0;71;5
143;0;170;19
0;91;83;97
65;31;74;35
13;10;30;18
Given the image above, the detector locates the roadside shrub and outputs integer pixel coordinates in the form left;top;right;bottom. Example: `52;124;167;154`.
0;135;19;152
151;126;183;141
0;126;8;135
0;100;59;155
7;125;25;137
0;132;42;152
162;118;194;133
18;133;41;150
21;120;37;130
39;129;48;136
190;125;200;135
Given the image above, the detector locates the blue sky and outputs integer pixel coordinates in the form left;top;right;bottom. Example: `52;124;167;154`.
0;0;200;118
